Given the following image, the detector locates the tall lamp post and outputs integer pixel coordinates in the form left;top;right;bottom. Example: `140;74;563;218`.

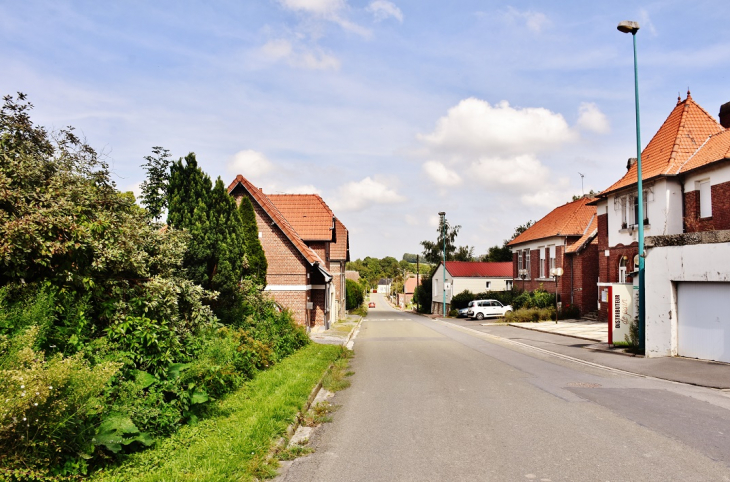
439;211;446;316
618;20;645;352
518;269;528;292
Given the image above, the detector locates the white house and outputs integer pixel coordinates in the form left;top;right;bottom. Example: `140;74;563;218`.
377;278;392;294
431;261;513;315
593;93;730;362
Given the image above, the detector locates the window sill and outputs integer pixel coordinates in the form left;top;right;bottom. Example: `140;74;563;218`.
619;224;651;233
699;216;713;221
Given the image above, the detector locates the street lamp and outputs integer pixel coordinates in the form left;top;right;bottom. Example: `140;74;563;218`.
518;269;528;292
618;20;645;352
439;211;446;316
551;267;564;324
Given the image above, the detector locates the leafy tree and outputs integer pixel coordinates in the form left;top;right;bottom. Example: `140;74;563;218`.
453;245;475;261
238;196;267;286
420;215;473;265
402;253;418;263
139;146;172;221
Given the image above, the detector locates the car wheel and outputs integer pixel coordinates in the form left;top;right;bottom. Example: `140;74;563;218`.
476;312;484;320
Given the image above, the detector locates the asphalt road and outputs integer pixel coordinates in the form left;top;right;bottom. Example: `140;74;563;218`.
279;293;730;482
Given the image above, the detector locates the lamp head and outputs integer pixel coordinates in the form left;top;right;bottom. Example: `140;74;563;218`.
617;21;640;34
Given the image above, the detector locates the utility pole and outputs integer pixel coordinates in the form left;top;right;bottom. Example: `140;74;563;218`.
416;255;420;313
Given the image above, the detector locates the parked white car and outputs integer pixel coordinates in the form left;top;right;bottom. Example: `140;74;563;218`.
467;299;512;320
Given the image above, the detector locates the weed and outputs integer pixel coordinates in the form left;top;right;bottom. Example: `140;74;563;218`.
323;354;353;392
300;401;339;427
278;445;313;461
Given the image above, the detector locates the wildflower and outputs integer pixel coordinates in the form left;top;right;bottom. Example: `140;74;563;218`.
49;386;53;390
23;417;26;421
20;385;24;389
34;403;38;406
21;392;25;397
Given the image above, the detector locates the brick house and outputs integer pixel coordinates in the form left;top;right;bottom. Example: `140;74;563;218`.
397;276;421;307
227;175;349;329
431;261;513;315
508;197;598;316
593;94;729;320
592;94;730;361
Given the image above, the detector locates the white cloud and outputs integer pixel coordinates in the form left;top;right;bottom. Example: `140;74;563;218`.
470;154;549;191
331;176;405;211
520;178;571;208
577;102;610;134
261;39;340;70
418;98;576;157
227;149;274;178
367;1;403;23
505;7;550;33
278;0;345;16
405;214;419;226
126;182;143;203
638;9;658;36
423;160;461;186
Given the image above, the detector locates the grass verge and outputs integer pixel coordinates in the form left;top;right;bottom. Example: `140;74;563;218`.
91;343;344;482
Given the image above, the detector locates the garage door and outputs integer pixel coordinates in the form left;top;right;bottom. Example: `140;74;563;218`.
677;282;730;363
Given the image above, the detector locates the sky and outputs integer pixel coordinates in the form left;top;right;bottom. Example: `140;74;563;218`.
2;0;729;260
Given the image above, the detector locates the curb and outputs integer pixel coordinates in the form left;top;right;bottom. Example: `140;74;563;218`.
270;316;364;465
507;322;605;344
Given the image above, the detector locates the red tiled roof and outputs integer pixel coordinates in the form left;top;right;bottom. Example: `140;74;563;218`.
508;197;597;246
227;175;324;267
565;215;597;254
330;218;349;261
676;128;730;174
267;194;334;241
601;93;724;196
444;261;512;278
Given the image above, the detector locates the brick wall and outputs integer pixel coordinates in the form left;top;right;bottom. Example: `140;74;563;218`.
684;180;730;232
566;243;598;315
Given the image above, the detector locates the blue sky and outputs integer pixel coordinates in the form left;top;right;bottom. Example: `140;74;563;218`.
2;0;729;259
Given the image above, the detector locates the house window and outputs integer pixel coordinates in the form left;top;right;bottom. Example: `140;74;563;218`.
518;251;523;271
619;257;627;283
539;247;546;278
549;245;556;273
621;196;628;228
699;180;712;218
485;281;491;289
525;251;531;278
506;280;513;290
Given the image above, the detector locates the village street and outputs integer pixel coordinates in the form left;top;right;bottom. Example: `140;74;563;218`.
279;293;730;482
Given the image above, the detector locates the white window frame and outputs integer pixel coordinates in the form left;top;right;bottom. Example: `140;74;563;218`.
525;250;531;278
506;280;513;290
518;251;523;271
619;257;627;283
539;246;546;278
699;180;712;218
549;245;556;273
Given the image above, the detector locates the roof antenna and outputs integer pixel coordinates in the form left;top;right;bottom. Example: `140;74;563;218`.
578;172;585;196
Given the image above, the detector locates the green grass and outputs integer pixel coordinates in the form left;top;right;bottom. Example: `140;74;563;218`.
91;343;343;482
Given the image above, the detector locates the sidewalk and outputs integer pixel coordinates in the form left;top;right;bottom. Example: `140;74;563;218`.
427;315;730;390
509;319;608;343
309;314;362;346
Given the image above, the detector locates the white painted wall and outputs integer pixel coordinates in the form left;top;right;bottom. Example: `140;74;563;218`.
644;241;730;358
683;163;730;191
432;263;511;302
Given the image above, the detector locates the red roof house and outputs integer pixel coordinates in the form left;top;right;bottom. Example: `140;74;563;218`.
508;197;598;315
228;175;349;328
430;261;514;315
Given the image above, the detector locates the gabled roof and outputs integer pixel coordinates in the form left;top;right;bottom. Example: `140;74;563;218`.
565;214;597;254
508;197;596;246
267;194;334;241
443;261;512;278
676;128;730;174
330;218;349;261
601;93;724;196
227;175;325;268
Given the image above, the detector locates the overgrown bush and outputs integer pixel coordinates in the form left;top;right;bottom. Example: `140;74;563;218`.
512;288;555;310
413;276;432;313
450;288;519;310
346;279;364;311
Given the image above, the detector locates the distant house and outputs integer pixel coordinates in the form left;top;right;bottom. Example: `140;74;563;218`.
592;94;730;362
377;278;392;294
397;276;421;307
508;197;598;316
430;261;512;315
345;270;360;282
227;175;349;329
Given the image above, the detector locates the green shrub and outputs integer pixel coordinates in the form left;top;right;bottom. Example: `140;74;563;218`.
448;309;459;317
504;307;555;323
0;325;121;474
450;290;474;310
346;279;364;311
512;287;555;310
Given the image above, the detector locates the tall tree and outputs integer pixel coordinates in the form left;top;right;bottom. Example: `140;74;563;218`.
238;196;267;286
420;216;471;265
139;146;171;221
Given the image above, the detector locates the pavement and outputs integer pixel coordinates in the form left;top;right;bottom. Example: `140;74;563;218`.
308;314;362;346
509;319;608;343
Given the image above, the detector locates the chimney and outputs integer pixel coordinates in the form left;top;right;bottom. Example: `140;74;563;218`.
626;157;637;171
720;102;730;129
